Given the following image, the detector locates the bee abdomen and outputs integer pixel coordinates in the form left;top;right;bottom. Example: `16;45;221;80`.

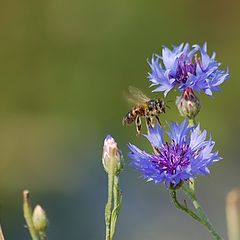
122;111;136;125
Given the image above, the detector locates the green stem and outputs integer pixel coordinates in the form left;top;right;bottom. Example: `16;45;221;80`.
113;176;119;208
169;189;202;223
110;176;122;239
105;163;115;240
170;187;223;239
182;185;223;240
105;160;122;240
23;191;40;240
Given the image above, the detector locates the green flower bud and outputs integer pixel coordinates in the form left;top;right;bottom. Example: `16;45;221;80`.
176;87;201;119
102;135;123;175
32;205;48;232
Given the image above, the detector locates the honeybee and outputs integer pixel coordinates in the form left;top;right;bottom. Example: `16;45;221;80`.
122;86;166;134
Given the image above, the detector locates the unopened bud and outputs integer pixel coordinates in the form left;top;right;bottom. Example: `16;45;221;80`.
32;205;48;232
176;87;201;119
102;135;123;175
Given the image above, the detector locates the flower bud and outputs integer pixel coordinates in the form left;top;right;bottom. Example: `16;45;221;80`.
176;87;201;119
32;205;48;232
102;135;123;175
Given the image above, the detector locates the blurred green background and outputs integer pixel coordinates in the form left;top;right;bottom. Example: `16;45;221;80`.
0;0;239;239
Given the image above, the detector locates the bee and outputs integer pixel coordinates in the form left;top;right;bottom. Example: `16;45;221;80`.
122;86;166;134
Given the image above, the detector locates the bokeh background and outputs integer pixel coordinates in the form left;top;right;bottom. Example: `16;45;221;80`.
0;0;239;239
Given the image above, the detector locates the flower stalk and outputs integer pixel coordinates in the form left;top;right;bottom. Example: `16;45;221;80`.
169;189;202;223
169;182;223;240
105;160;114;240
110;176;122;239
184;182;223;239
23;190;40;240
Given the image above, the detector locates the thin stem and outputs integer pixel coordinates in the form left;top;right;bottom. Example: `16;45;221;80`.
110;176;122;239
182;185;223;240
113;176;119;208
105;163;114;240
23;190;40;240
169;189;202;223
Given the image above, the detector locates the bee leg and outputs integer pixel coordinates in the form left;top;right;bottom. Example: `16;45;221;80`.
146;116;153;128
135;116;141;135
155;115;161;125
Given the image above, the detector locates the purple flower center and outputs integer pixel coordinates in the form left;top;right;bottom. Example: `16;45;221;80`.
169;54;197;84
152;141;191;175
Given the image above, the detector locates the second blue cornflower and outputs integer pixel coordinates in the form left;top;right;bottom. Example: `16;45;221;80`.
128;120;221;188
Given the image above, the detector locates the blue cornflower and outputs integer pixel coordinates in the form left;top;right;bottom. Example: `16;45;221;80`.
148;43;229;96
128;120;221;187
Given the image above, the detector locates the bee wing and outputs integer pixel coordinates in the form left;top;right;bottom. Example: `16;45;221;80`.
124;86;150;105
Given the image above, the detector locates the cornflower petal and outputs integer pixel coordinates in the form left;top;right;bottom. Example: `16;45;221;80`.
144;123;164;148
189;125;207;151
167;119;190;145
